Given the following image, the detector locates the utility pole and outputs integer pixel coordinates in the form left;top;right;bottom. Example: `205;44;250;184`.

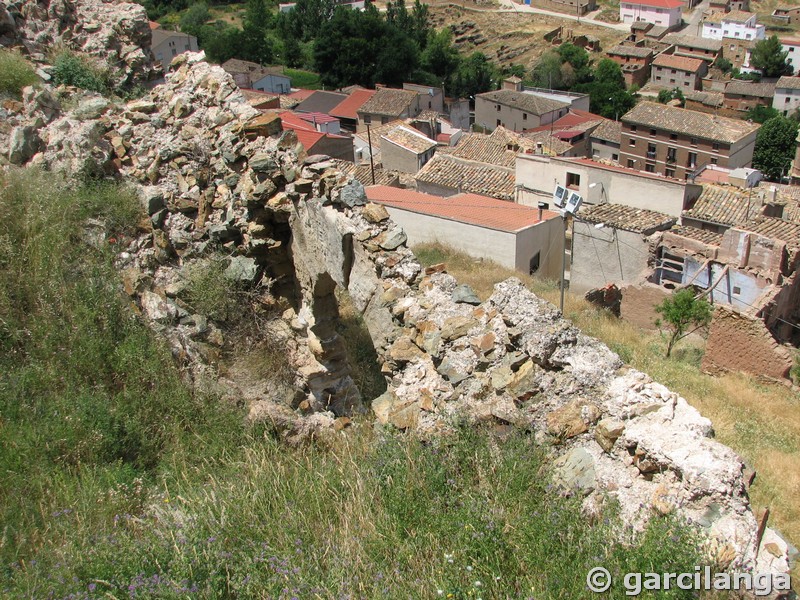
560;214;568;312
366;123;376;185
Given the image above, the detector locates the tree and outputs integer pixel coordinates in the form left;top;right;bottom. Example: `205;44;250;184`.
577;59;635;119
750;35;793;78
657;87;684;107
746;105;779;124
179;1;210;36
530;50;564;89
421;29;460;81
557;42;592;84
449;51;497;100
752;116;799;180
714;56;732;73
654;288;712;358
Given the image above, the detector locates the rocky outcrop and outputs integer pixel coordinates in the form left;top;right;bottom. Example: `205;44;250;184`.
1;0;159;86
2;52;792;586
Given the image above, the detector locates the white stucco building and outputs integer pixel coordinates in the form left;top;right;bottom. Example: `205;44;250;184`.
701;11;765;41
619;0;683;28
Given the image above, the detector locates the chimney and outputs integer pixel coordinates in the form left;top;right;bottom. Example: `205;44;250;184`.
768;185;777;203
536;141;543;154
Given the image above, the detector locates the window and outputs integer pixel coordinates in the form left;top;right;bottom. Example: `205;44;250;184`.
650;128;657;136
670;79;676;84
523;113;528;120
630;125;637;132
733;285;741;295
684;81;690;86
670;133;678;140
496;104;501;111
529;252;541;275
566;172;581;188
690;137;698;146
612;153;619;161
712;142;720;151
381;117;388;124
665;167;675;177
710;157;718;165
647;143;657;158
671;69;677;74
627;159;636;168
496;119;501;126
666;147;676;162
363;115;371;124
645;164;655;172
688;151;697;167
629;138;636;146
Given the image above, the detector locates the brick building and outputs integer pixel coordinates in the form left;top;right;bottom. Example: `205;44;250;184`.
722;80;775;112
607;45;655;87
650;53;707;90
619;101;760;179
661;33;723;65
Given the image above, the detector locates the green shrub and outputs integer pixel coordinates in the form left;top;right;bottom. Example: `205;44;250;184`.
0;49;38;97
182;256;243;322
51;50;113;94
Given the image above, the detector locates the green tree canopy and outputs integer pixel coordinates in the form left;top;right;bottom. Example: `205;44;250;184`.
557;42;592;84
654;288;712;358
179;2;210;36
421;29;460;81
530;50;565;89
750;35;793;78
577;59;635;119
752;116;799;180
449;51;497;100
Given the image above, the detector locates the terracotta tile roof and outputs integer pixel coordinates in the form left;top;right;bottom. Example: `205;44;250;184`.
413;110;442;122
149;21;160;30
720;9;756;23
415;154;515;200
682;184;761;226
359;88;418;117
279;111;349;153
685;90;724;107
279;95;302;109
608;44;654;58
381;125;437;154
725;80;776;98
521;130;574;155
221;59;285;79
439;132;515;167
579;203;675;234
651;53;704;72
668;225;724;246
662;33;723;52
741;217;800;249
623;0;683;8
631;21;654;31
476;89;571;116
241;89;279;108
295;91;348;115
621;101;759;144
354;119;406;153
365;185;560;233
329;89;376;120
298;112;340;125
533;109;606;131
332;160;401;187
776;76;800;91
287;89;316;100
590;120;621;144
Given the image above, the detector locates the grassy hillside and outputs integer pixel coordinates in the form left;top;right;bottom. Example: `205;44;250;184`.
414;242;800;550
0;170;716;598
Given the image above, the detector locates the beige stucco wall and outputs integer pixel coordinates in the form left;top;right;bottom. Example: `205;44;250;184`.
475;97;567;133
381;140;423;174
515;154;700;217
382;206;562;279
570;224;651;293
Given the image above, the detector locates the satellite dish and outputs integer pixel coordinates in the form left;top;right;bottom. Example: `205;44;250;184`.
563;191;583;215
553;184;568;208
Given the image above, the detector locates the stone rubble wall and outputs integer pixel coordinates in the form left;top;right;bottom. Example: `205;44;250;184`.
1;0;159;87
2;52;793;588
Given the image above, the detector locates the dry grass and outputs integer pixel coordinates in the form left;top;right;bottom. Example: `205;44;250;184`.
413;242;800;548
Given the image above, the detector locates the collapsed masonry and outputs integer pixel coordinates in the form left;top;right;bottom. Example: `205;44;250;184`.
2;49;795;586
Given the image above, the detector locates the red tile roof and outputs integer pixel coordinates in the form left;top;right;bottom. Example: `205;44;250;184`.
149;21;161;30
623;0;683;8
278;111;348;152
287;89;315;100
330;89;376;120
365;185;560;233
530;109;607;133
652;53;704;72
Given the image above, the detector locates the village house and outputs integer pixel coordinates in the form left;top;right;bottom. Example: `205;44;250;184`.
722;80;776;112
619;0;683;28
681;183;777;233
661;34;723;65
365;185;564;277
684;90;725;114
606;45;655;87
402;83;445;114
415;153;516;200
619;101;760;180
570;203;676;293
379;125;437;174
352;119;405;165
772;5;800;24
650;53;707;90
150;23;198;72
474;89;571;132
773;76;800;117
357;87;421;130
294;90;348;116
589;120;622;162
329;88;376;132
220;59;291;94
278;112;353;161
701;11;765;42
515;154;702;216
781;38;800;75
